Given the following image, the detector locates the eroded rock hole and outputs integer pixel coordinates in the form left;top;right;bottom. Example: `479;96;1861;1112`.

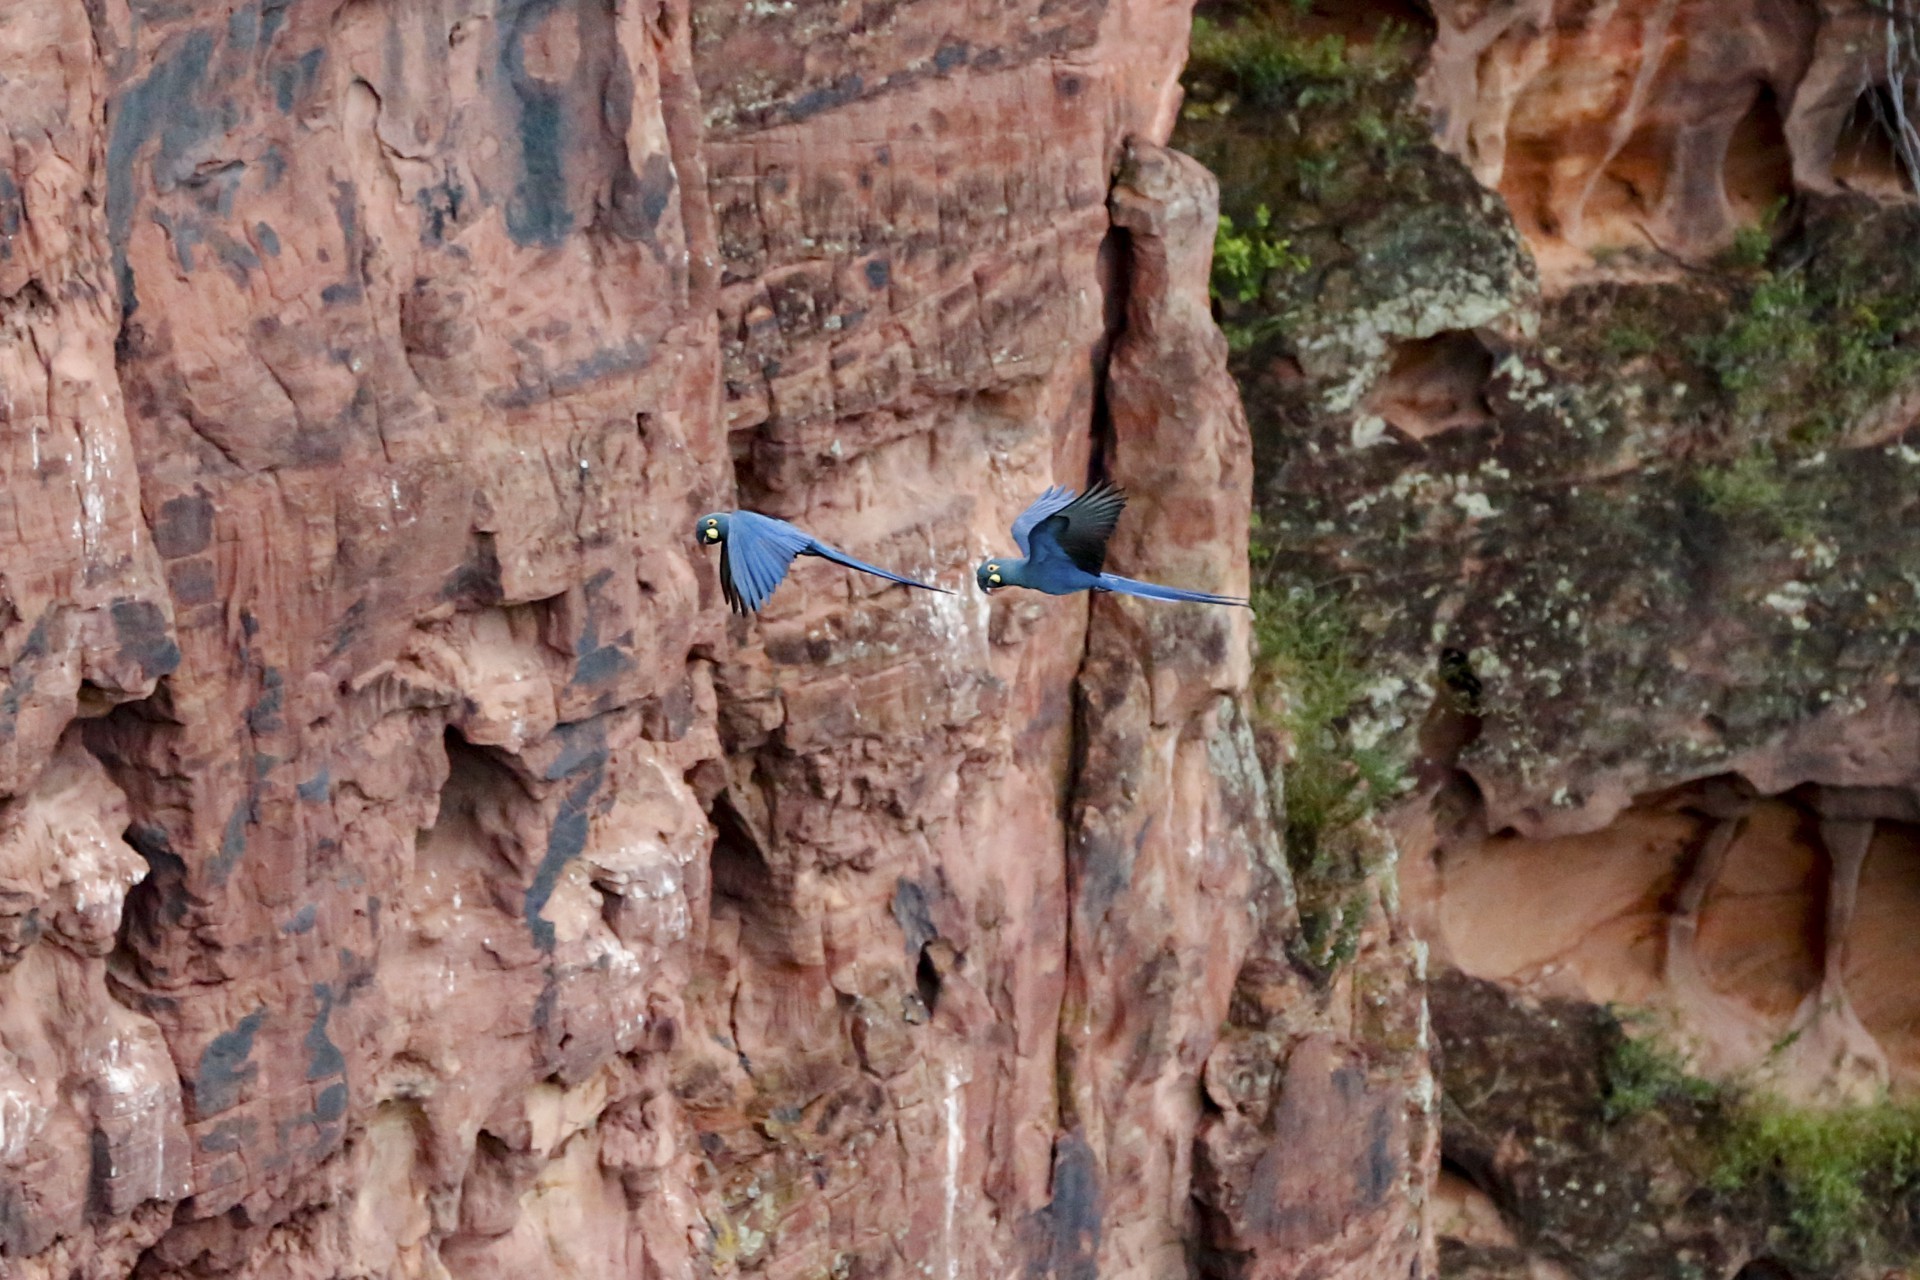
708;792;773;911
1725;84;1794;225
1438;1153;1488;1193
1835;83;1915;197
80;694;192;983
1417;648;1486;822
914;942;943;1014
1420;776;1920;1091
1363;331;1495;441
417;729;536;917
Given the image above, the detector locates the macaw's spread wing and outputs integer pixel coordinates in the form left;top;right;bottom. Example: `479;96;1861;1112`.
720;512;813;613
1028;480;1128;575
1009;486;1077;557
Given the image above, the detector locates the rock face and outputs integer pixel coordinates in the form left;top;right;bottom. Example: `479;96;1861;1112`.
1177;0;1920;1276
0;1;1434;1277
12;0;1917;1274
1423;0;1916;273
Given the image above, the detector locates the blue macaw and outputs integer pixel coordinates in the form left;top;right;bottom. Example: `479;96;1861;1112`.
696;511;951;614
975;481;1247;606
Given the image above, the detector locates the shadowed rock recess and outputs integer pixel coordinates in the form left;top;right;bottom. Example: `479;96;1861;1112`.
0;0;1432;1277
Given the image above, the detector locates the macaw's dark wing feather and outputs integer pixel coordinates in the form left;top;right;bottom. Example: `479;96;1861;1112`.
1029;479;1128;575
722;513;813;613
804;540;952;594
1009;485;1077;557
718;541;743;612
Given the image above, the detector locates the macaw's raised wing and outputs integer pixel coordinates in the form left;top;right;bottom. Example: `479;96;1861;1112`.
719;512;813;613
1009;485;1077;557
1027;479;1128;575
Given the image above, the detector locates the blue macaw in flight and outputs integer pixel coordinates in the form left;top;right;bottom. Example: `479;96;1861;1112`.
696;511;951;614
975;480;1247;606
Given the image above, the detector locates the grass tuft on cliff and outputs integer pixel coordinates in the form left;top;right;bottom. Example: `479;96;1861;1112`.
1695;205;1920;449
1602;1014;1920;1270
1212;205;1308;308
1250;577;1402;976
1186;14;1355;113
1185;4;1413;115
1714;1098;1920;1268
1180;3;1432;350
1600;1011;1720;1123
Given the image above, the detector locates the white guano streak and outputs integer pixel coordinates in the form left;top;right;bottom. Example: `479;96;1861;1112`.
943;1064;963;1280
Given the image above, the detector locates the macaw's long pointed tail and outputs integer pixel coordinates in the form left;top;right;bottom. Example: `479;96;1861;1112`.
805;542;954;594
1095;573;1249;607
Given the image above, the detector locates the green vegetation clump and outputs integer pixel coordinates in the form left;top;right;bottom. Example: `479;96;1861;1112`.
1186;14;1356;112
1182;6;1425;184
1689;446;1834;546
1179;4;1436;351
1211;204;1308;305
1718;197;1787;271
1600;1011;1721;1123
1250;579;1403;976
1600;1014;1920;1269
1252;582;1401;867
1713;1099;1920;1268
1601;315;1663;359
1693;215;1920;448
1185;4;1419;111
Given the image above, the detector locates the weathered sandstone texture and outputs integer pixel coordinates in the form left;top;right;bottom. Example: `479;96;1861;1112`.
0;0;1433;1277
1424;0;1919;274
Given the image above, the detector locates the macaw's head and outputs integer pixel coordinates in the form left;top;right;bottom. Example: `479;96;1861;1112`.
975;559;1008;593
695;513;729;547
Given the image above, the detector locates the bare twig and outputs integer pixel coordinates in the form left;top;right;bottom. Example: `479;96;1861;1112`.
1873;0;1920;195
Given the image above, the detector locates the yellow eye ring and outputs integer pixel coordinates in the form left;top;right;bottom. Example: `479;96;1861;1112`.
987;563;999;571
707;518;718;526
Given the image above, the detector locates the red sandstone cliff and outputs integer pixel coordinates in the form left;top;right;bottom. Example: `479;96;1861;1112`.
0;2;1428;1277
10;0;1918;1276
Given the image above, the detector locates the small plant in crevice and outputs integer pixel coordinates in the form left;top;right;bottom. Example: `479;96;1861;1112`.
1689;447;1830;548
1719;197;1789;272
1601;315;1663;359
1599;1010;1722;1123
1211;204;1309;304
1186;16;1356;114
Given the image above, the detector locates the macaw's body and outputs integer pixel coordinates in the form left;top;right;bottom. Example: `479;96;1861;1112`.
976;481;1247;606
696;510;950;614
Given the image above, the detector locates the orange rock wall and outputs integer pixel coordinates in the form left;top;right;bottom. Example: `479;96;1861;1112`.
1425;0;1909;274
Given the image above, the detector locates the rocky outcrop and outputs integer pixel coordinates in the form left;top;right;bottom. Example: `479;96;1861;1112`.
1405;778;1920;1102
1423;0;1919;272
0;0;1435;1276
1177;1;1920;1276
